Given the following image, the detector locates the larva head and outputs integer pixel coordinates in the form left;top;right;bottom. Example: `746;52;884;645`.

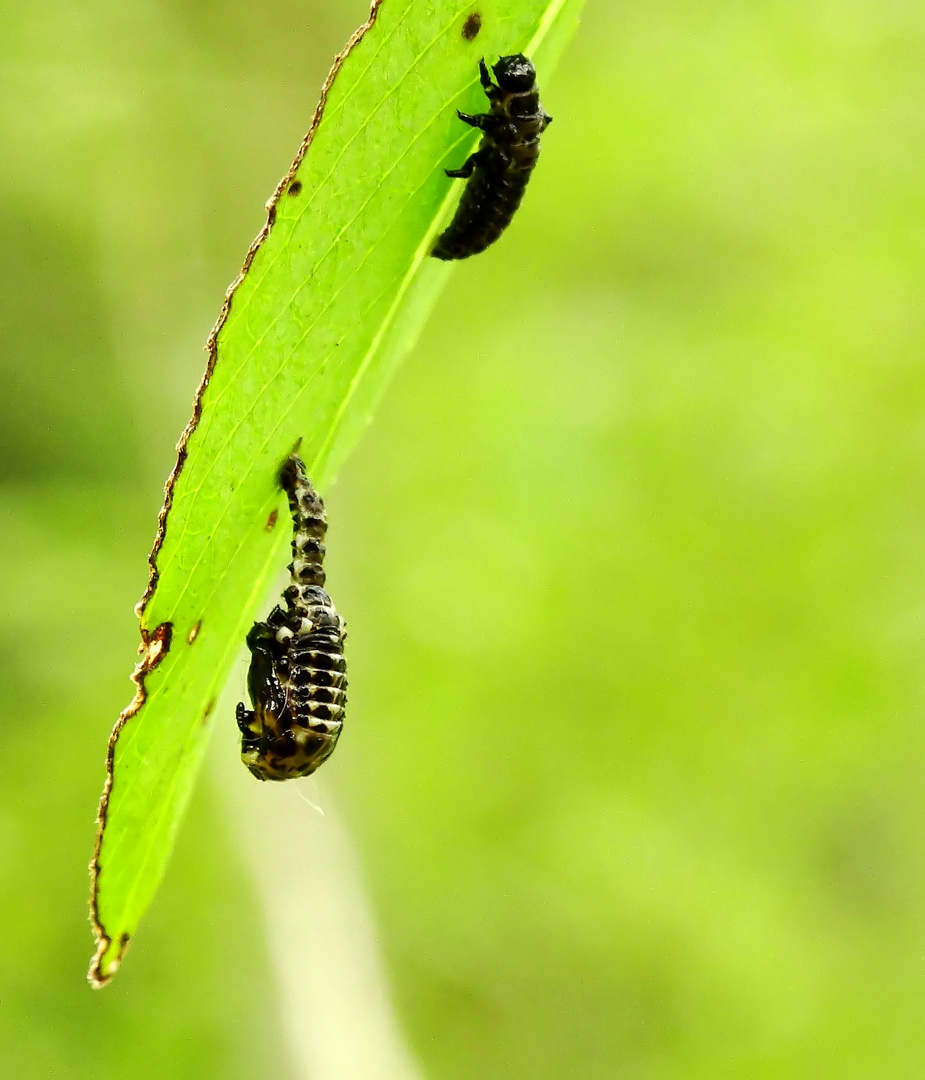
493;54;536;92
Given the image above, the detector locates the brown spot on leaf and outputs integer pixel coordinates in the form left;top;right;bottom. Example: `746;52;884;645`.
462;12;482;39
202;698;216;725
187;620;202;645
265;508;279;532
288;179;303;196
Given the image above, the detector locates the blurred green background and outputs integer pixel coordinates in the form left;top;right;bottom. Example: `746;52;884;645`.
4;0;925;1076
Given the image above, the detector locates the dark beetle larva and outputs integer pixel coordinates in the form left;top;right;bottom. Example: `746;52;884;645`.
431;54;551;261
236;454;347;781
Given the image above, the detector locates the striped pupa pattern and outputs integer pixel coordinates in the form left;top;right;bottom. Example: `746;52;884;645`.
236;454;347;781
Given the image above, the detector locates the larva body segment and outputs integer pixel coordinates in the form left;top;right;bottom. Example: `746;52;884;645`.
236;454;347;781
432;54;552;261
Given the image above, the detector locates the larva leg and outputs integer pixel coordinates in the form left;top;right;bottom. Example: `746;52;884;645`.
457;110;500;131
266;603;287;628
478;57;497;96
235;701;254;737
445;151;483;179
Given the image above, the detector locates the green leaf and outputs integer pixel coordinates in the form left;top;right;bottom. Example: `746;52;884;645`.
88;0;583;986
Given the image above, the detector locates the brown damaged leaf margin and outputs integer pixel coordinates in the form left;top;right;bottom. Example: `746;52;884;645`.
138;0;383;623
87;0;385;988
88;621;173;987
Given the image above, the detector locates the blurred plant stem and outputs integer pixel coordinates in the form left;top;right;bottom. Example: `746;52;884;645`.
211;725;422;1080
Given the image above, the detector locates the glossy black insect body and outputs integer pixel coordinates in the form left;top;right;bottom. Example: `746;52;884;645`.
236;454;347;782
432;54;551;261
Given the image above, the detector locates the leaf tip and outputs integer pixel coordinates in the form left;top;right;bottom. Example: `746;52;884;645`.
87;931;130;989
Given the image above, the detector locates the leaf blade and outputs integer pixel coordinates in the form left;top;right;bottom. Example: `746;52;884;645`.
90;0;583;986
